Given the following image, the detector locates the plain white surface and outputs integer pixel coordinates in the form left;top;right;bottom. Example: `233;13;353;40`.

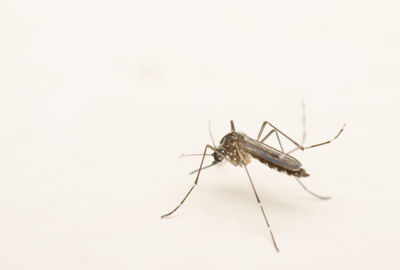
1;0;400;269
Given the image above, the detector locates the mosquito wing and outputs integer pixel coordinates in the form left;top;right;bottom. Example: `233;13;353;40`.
238;134;303;172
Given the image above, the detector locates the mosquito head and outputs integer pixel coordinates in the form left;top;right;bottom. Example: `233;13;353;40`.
212;151;224;163
212;131;241;165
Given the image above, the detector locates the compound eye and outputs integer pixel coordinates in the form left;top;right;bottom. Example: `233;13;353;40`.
213;152;223;162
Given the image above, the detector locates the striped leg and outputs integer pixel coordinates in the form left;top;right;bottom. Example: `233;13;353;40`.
161;144;216;218
236;145;280;252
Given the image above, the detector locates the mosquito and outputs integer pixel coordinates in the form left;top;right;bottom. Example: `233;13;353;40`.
161;107;345;252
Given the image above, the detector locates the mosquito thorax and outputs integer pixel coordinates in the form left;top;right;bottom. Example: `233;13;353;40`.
215;132;251;166
219;132;238;144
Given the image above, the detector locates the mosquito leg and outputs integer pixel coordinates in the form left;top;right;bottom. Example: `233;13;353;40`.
258;121;345;158
258;121;304;150
236;146;279;252
283;123;345;157
257;100;306;145
161;144;216;219
161;145;236;218
301;99;306;145
278;100;306;156
257;122;269;141
259;129;274;142
266;130;330;200
243;162;280;252
260;130;284;153
294;177;331;200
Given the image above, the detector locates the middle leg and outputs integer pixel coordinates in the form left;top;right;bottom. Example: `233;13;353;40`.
236;145;279;252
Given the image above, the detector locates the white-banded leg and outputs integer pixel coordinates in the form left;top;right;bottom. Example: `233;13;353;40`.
283;124;345;157
161;144;216;218
161;144;236;218
259;125;331;200
236;146;279;252
278;133;331;200
258;121;345;160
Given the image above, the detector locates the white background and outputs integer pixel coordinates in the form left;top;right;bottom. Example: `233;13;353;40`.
1;0;399;269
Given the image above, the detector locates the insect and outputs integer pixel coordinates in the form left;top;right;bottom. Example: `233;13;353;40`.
161;109;345;252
